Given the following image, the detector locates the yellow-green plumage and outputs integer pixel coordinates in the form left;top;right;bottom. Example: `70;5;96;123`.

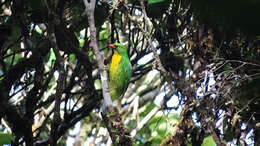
108;43;132;100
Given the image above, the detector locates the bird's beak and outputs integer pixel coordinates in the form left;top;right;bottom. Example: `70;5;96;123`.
107;44;117;49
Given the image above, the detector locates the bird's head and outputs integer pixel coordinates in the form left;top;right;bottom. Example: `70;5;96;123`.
107;43;128;57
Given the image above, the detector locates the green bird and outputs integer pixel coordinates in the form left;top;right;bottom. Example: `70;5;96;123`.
108;43;132;101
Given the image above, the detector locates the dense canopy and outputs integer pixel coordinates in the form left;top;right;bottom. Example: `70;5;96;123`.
0;0;260;145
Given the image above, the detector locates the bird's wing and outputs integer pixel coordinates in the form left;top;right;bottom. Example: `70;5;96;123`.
121;59;132;97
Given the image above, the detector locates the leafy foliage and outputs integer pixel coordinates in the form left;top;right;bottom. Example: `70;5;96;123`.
0;0;259;145
0;131;13;145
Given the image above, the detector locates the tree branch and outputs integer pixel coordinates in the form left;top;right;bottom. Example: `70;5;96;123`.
83;1;133;145
83;0;112;110
48;26;66;146
131;105;160;137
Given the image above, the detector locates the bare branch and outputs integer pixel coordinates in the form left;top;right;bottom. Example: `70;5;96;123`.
47;27;66;146
139;0;167;73
83;0;112;110
131;105;160;137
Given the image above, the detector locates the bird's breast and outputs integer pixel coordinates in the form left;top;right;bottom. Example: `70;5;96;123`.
110;52;122;72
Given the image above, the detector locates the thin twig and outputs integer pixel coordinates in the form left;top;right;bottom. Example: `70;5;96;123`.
139;0;167;73
131;105;160;137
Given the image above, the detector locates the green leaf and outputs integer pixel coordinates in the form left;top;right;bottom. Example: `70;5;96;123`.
69;54;76;63
0;132;13;145
79;39;85;47
148;0;165;4
4;52;23;69
136;109;172;145
94;79;102;90
126;120;137;130
140;103;156;118
201;136;216;146
100;29;109;40
47;48;56;67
